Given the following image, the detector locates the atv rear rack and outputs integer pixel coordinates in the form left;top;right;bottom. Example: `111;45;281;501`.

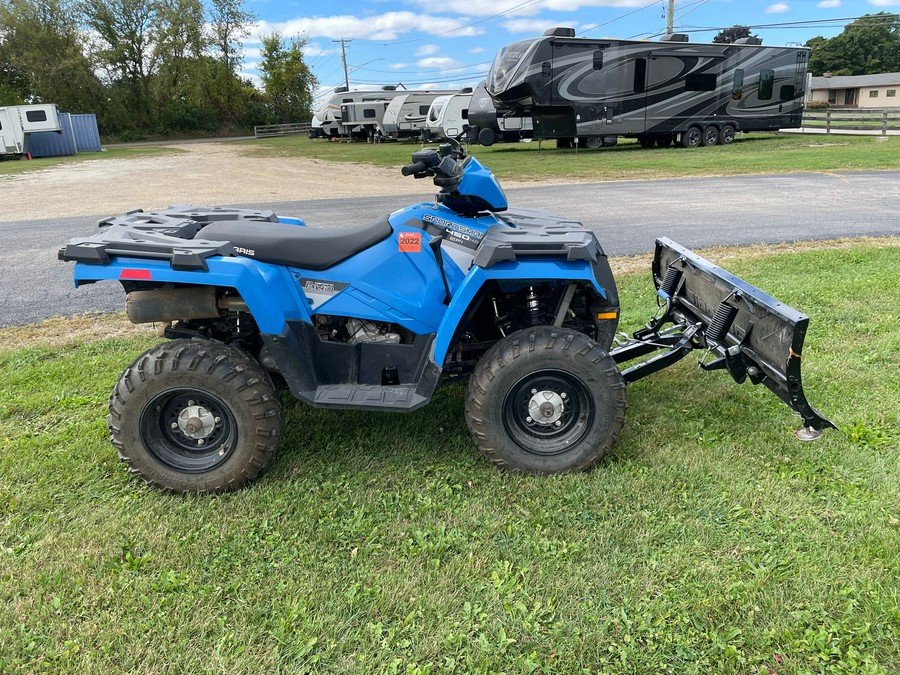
610;238;834;436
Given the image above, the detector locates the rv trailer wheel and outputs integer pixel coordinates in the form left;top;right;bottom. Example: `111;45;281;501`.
720;125;736;145
656;134;674;148
701;125;719;147
638;135;655;149
681;126;702;148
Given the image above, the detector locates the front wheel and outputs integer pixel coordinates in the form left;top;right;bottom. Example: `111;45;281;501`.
108;340;284;493
465;327;626;474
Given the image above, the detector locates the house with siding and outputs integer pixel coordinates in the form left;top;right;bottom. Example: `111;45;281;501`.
809;72;900;108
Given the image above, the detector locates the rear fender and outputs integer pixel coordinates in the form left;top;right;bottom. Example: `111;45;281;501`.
73;255;311;334
432;257;616;364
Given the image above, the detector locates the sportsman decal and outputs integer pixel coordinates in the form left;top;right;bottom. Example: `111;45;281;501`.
423;213;484;251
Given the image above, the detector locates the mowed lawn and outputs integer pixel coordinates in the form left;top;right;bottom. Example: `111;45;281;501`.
1;242;898;674
246;133;900;182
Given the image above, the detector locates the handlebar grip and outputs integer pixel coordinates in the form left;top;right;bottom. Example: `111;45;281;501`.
401;161;427;176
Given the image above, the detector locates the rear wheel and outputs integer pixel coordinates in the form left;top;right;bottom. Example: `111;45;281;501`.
465;327;626;474
701;125;719;147
720;125;736;145
108;339;283;493
656;134;674;148
638;135;655;149
681;126;702;148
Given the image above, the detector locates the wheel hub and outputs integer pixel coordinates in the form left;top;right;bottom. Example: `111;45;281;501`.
177;404;216;440
528;390;565;425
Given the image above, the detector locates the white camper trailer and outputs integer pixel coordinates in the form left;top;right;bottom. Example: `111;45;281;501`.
339;100;391;140
309;86;409;138
0;104;62;156
424;90;473;140
379;91;456;139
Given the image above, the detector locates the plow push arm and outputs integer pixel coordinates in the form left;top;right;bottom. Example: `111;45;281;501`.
610;238;835;437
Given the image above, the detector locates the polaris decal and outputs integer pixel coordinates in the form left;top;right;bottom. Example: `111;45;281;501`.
423;214;484;251
234;246;256;257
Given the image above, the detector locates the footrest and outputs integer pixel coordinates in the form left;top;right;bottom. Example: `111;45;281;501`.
312;384;427;411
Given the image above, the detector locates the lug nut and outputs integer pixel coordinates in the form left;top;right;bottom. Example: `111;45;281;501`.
187;400;194;406
171;422;178;429
561;392;567;399
197;439;205;446
214;417;221;424
526;416;533;423
531;389;537;395
555;421;562;427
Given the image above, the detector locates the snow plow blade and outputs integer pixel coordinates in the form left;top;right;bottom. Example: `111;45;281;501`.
611;238;834;435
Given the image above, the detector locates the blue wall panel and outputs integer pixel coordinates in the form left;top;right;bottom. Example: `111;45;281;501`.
27;113;102;157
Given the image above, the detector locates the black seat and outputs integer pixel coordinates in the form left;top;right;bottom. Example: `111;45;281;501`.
199;217;393;270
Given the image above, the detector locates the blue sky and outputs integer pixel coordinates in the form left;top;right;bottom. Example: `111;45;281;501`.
239;0;900;91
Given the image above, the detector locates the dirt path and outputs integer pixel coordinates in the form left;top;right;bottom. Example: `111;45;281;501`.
0;142;430;222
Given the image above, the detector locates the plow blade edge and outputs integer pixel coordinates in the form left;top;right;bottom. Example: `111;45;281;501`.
649;237;834;432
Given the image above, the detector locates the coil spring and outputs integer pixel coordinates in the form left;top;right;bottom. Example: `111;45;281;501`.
660;267;682;297
707;301;739;345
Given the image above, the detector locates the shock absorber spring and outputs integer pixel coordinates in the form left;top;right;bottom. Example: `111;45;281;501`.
524;286;545;326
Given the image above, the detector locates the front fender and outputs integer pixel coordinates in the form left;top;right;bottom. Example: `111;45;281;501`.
432;258;615;364
73;256;311;334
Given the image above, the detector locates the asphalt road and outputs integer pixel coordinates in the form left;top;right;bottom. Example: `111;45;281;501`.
3;171;898;327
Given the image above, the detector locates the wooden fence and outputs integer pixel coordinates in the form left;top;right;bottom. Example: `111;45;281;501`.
801;108;900;135
253;122;312;139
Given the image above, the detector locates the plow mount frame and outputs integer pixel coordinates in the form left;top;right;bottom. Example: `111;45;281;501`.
609;238;835;434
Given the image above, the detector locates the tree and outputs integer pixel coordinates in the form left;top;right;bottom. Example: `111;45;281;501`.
150;0;211;131
713;25;759;44
259;32;317;123
207;0;254;126
0;0;103;110
81;0;157;128
806;13;900;76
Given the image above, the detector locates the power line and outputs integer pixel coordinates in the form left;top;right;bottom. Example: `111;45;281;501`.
577;1;662;37
332;38;352;89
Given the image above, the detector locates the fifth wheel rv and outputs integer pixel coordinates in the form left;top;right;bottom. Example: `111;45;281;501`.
485;28;809;148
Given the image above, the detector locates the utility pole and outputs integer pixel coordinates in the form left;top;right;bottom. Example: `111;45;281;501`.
333;38;352;89
667;0;675;34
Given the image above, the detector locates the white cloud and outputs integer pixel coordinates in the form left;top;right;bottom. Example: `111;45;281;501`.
411;0;651;18
503;18;564;33
304;43;329;57
251;12;484;42
415;44;440;56
869;0;900;5
765;2;790;13
469;46;485;54
389;62;412;69
817;0;840;7
416;56;463;69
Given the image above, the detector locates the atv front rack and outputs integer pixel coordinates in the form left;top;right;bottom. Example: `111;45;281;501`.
610;238;834;435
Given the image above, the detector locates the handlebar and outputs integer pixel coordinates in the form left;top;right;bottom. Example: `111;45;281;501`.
401;161;428;177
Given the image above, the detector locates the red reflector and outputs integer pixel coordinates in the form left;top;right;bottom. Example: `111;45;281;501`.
120;269;152;280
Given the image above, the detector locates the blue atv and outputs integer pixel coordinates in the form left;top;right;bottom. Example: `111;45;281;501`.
60;140;832;493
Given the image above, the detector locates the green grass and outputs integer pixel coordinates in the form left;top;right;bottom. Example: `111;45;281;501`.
0;146;183;177
1;243;899;673
246;133;900;182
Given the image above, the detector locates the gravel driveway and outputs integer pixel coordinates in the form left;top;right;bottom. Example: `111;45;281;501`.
0;142;428;222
